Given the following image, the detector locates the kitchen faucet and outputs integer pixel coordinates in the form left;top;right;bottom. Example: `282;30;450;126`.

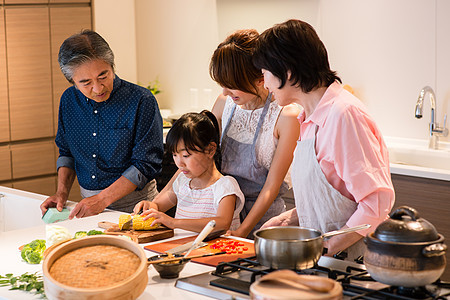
415;86;448;149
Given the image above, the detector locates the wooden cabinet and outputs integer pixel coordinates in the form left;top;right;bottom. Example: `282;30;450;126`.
50;5;92;133
11;141;56;179
0;2;91;199
0;146;11;181
391;174;450;280
6;6;53;141
4;1;48;4
0;7;9;143
13;176;57;197
50;0;90;3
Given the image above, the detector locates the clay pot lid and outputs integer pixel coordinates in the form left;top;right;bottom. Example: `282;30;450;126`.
373;206;439;243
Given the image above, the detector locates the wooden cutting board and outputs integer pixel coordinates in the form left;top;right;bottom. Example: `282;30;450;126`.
144;235;255;267
98;221;174;244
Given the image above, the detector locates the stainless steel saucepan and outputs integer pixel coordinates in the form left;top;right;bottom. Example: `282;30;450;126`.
254;224;370;270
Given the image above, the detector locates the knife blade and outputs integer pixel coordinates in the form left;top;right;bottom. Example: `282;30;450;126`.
184;220;216;258
165;241;208;255
166;229;227;255
119;218;132;230
119;210;144;230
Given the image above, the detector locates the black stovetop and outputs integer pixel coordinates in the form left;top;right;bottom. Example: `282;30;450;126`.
176;256;450;300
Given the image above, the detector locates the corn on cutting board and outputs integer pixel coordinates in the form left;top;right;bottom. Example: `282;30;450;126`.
98;221;174;244
144;235;255;267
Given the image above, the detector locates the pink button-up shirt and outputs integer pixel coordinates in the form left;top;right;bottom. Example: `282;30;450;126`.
298;82;395;235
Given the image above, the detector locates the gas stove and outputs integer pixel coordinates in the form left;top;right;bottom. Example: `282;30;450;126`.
175;256;450;299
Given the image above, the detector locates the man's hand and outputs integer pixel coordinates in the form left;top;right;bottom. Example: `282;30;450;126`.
40;193;67;215
69;194;108;219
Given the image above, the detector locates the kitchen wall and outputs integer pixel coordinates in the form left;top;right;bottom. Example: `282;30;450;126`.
92;0;138;83
93;0;450;143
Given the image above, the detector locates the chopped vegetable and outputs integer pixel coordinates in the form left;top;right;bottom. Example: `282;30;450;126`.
209;239;249;255
20;239;46;264
119;214;131;228
74;231;87;239
118;214;159;230
46;225;72;247
87;229;104;236
0;272;45;297
132;215;158;230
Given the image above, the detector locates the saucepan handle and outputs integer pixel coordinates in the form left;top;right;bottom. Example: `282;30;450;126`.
321;224;371;239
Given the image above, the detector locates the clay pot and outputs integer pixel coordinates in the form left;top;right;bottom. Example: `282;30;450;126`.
364;206;447;287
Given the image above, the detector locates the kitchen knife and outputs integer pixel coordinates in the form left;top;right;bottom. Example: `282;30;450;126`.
165;241;208;255
119;210;143;230
184;220;216;258
166;229;227;255
120;218;132;230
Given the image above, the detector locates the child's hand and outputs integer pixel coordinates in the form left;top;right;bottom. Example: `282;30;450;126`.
132;201;155;215
141;208;175;229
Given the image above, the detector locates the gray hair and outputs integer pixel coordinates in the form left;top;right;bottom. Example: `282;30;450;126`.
58;30;115;84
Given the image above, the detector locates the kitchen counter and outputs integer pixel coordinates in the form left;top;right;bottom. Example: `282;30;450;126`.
0;187;217;300
385;136;450;181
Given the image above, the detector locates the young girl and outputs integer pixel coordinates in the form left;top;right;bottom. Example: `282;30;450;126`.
133;110;244;233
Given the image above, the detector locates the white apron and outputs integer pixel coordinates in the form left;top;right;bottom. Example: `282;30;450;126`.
291;125;365;260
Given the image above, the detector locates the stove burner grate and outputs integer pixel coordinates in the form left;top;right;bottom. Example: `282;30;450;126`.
343;283;450;300
204;256;448;300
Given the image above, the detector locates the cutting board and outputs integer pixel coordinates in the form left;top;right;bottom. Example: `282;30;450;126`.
144;235;255;267
98;221;174;244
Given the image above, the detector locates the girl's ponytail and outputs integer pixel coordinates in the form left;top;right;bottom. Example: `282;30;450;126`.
200;110;222;172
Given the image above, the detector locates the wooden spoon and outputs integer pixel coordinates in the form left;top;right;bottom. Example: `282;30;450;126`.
258;270;335;293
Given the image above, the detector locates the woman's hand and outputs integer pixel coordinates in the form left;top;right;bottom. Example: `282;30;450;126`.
141;208;175;229
261;208;298;228
261;215;286;228
322;226;363;256
226;228;246;238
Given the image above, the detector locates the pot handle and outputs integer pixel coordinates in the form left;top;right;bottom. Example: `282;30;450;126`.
390;206;419;221
422;243;447;257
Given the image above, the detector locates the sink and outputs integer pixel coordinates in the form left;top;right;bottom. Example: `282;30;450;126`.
388;147;450;170
385;137;450;181
0;187;46;232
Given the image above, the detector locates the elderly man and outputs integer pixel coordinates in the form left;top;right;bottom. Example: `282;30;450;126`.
40;30;163;218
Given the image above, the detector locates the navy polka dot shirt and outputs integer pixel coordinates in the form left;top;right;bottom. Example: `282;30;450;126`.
55;75;163;191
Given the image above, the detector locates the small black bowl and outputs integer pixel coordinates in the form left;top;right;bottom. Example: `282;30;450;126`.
148;254;189;279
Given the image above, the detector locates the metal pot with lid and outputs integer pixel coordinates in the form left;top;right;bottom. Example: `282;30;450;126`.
364;206;447;287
